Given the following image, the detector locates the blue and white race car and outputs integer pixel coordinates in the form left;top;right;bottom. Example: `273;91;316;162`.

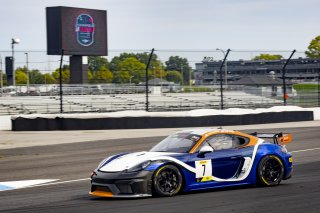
90;129;293;198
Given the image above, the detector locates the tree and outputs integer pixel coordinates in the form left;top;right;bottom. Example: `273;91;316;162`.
15;70;27;84
1;73;7;86
43;73;55;84
92;66;113;83
136;52;159;66
109;52;160;72
88;70;93;82
118;57;146;84
165;56;191;84
166;71;183;83
253;54;283;60
113;71;131;83
109;53;137;72
29;69;44;84
150;60;166;79
305;35;320;58
88;56;109;72
52;65;70;84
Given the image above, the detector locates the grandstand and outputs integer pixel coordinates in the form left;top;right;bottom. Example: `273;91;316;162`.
0;91;283;115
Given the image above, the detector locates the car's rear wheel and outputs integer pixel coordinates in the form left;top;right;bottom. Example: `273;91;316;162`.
153;164;183;196
257;155;284;186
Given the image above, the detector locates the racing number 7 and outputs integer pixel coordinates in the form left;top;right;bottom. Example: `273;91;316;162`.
202;164;206;176
195;160;212;179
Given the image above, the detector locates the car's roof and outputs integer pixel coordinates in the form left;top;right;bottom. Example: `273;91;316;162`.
177;128;236;136
171;128;261;154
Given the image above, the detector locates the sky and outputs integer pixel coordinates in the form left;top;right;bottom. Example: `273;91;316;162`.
0;0;319;71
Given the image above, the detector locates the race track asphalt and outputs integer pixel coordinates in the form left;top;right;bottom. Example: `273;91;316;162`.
0;126;319;213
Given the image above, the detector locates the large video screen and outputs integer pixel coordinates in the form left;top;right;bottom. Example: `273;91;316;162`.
46;6;108;56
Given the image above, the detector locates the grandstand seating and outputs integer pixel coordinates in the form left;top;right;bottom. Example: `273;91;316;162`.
0;91;283;115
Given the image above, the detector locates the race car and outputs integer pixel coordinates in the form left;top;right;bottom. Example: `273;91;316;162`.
90;128;293;198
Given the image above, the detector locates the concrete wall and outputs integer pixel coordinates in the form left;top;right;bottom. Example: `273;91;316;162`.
11;111;314;131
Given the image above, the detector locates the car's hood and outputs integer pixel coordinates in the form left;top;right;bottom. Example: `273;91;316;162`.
99;151;182;172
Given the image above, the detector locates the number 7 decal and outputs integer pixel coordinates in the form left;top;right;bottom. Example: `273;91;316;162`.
195;160;213;182
202;164;206;176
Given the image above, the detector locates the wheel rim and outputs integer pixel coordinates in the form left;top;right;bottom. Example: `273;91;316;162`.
156;168;180;193
262;158;282;183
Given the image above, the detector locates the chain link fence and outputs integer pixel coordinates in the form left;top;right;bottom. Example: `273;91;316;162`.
0;49;319;115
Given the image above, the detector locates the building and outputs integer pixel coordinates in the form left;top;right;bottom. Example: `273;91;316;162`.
194;58;320;85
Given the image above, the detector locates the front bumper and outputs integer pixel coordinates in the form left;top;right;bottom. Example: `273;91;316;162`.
90;169;153;198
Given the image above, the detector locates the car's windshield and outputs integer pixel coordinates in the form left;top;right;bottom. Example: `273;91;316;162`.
150;132;202;153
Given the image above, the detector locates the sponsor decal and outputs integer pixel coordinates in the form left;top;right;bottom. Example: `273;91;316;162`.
195;159;213;182
75;14;95;46
289;157;293;163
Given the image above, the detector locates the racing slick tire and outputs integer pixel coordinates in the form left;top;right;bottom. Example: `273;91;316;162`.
153;164;183;197
257;155;284;186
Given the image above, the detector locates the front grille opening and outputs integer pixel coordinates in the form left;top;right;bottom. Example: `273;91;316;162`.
116;183;133;194
91;185;111;192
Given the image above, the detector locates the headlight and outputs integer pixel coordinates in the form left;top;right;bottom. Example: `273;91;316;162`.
126;161;151;173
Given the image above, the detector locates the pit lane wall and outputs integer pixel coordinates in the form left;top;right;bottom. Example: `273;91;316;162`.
8;106;319;131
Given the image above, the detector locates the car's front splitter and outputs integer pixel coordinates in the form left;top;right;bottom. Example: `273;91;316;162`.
90;169;153;198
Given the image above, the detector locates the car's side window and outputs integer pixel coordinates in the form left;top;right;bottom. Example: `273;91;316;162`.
232;135;249;148
198;134;250;152
205;134;233;151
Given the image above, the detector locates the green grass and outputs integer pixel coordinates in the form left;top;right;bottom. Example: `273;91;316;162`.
183;87;215;93
293;84;319;91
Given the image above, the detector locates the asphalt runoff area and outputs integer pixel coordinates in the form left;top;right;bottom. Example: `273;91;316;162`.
0;121;319;213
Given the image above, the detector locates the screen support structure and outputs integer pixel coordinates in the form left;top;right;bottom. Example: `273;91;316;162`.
70;56;88;84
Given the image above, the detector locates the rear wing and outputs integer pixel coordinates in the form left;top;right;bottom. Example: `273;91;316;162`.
250;132;292;145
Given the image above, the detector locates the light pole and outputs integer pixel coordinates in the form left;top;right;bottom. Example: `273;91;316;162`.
189;68;192;91
11;38;20;87
318;64;320;107
216;48;228;87
129;76;133;84
181;64;184;87
25;53;29;91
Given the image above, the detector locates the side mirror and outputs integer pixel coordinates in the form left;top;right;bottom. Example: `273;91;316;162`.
198;145;214;157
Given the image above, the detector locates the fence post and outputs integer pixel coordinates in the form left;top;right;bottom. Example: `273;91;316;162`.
282;49;296;106
219;49;230;110
318;68;320;107
145;48;154;112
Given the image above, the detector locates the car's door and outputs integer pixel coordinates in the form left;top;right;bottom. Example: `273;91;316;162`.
189;134;243;181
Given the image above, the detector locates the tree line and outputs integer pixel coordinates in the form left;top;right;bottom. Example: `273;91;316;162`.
1;35;320;86
1;53;192;85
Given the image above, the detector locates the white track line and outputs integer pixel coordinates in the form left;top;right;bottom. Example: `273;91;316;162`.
35;178;90;187
291;147;320;153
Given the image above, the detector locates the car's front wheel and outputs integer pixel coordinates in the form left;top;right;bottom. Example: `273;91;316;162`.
257;155;284;186
153;164;183;196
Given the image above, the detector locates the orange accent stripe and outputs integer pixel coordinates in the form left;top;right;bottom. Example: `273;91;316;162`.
89;190;113;197
189;130;259;153
236;132;259;147
189;133;210;153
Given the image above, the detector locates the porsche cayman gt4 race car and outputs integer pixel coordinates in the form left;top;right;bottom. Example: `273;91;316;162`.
90;129;293;198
